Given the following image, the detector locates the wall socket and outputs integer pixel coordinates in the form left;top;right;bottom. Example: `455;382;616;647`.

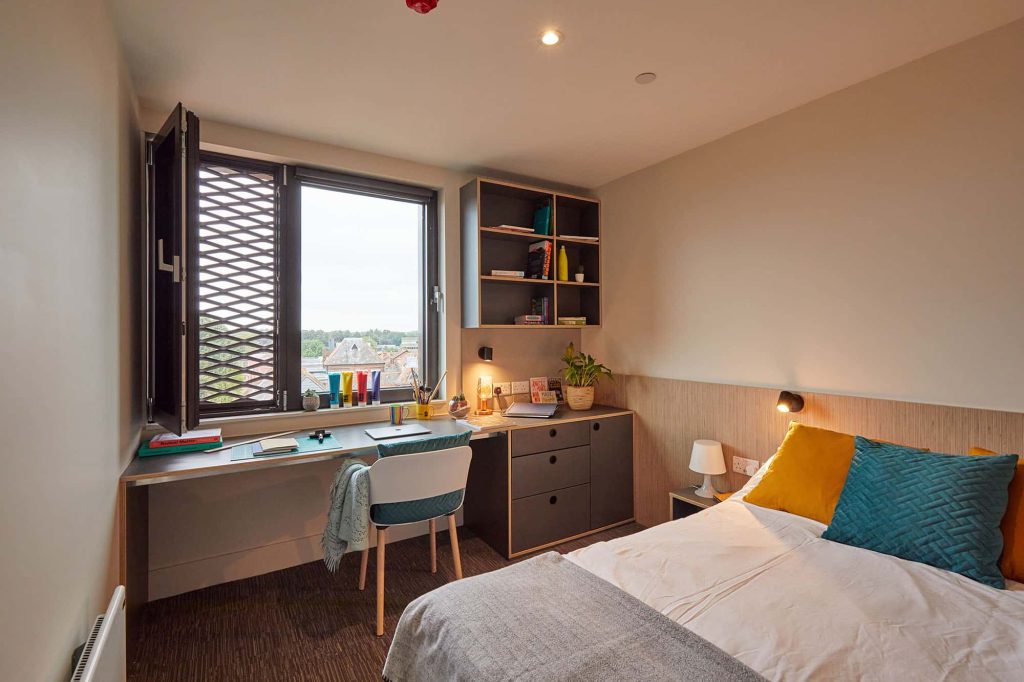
732;456;760;477
511;380;531;395
493;382;511;397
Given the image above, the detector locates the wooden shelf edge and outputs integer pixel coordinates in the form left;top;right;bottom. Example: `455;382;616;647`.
480;227;554;241
555;280;600;287
555;236;600;245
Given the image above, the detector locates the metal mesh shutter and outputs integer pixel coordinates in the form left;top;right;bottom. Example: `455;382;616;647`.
196;156;280;411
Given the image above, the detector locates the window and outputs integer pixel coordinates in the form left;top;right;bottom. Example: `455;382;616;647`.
148;106;439;431
285;167;439;406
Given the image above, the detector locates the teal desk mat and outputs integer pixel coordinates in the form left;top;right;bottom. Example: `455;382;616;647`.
229;435;352;462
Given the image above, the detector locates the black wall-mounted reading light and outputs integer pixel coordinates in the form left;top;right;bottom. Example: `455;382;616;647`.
777;390;805;413
478;346;493;362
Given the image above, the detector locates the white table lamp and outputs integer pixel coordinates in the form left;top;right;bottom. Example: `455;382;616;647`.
689;439;726;498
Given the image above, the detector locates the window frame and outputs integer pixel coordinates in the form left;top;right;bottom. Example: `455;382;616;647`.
281;165;440;410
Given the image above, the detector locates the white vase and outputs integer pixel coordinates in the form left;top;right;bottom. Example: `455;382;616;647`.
566;385;595;410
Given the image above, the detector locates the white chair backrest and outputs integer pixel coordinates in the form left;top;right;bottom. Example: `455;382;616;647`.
368;445;472;506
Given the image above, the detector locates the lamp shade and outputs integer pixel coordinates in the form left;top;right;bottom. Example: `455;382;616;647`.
689;439;726;475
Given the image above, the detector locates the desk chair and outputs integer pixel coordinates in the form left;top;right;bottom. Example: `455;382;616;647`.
358;444;473;636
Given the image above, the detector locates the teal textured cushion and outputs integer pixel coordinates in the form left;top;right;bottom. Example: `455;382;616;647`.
822;437;1018;588
376;431;471;457
371;431;472;525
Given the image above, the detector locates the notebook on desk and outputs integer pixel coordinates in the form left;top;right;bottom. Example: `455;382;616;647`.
504;402;558;418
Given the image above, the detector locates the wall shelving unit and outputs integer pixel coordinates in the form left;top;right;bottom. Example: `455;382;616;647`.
461;178;601;329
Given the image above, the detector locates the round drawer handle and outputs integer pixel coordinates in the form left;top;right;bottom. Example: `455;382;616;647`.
549;429;557;438
593;422;601;431
549;455;558;464
549;495;558;505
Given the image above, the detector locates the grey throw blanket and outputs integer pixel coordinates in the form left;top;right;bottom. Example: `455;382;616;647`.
383;552;765;682
321;458;370;572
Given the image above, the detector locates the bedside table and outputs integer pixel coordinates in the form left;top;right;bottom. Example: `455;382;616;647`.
669;486;721;520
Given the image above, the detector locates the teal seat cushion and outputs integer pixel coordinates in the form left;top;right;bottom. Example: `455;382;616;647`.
822;437;1018;588
371;431;472;525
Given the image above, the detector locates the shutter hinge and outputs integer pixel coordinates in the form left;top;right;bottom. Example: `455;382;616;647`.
181;108;188;132
282;170;288;186
146;397;154;422
281;390;288;410
146;143;153;166
181;320;186;336
432;285;445;312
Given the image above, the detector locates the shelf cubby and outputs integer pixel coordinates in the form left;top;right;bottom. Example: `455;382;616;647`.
462;178;601;329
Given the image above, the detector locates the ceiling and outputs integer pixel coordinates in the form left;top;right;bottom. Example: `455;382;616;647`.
112;0;1024;188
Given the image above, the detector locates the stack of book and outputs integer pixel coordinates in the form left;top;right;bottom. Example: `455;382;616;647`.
138;428;223;457
526;241;552;280
557;316;587;326
490;269;525;278
514;314;544;325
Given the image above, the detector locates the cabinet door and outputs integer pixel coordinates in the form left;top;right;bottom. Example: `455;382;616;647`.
589;415;633;528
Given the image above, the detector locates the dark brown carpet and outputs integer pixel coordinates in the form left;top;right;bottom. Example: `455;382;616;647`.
129;523;643;682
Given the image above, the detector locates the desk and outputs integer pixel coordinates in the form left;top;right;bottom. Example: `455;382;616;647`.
118;406;633;621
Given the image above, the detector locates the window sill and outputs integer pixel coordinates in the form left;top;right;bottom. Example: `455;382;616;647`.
143;400;451;439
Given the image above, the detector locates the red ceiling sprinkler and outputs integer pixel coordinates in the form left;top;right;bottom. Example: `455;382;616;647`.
406;0;438;14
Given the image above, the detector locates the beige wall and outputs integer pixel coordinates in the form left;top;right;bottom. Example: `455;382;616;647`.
136;111;590;597
0;1;143;679
585;19;1024;414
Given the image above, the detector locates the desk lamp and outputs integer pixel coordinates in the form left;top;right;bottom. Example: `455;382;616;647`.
690;439;726;498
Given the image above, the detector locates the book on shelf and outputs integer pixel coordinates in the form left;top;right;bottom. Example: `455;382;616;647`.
147;428;222;449
514;314;543;325
526;240;552;279
547;378;565;404
530;295;551;324
558;234;599;242
490;269;525;278
557;316;587;326
533;205;552;235
485;224;535;234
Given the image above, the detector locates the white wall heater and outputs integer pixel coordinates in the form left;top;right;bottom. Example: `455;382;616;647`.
70;586;126;682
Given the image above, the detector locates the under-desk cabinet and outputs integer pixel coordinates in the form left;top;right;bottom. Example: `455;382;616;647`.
465;412;634;558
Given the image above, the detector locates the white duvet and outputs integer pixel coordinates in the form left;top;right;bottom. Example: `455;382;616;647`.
568;465;1024;681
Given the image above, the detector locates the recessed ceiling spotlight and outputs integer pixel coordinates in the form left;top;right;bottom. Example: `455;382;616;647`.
540;30;563;46
635;72;657;85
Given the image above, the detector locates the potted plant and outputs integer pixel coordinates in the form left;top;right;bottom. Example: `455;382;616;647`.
560;343;612;410
302;388;320;412
448;392;470;419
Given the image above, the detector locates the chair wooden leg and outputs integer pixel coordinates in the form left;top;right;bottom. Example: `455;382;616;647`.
376;527;387;637
358;549;369;591
447;514;463;580
429;519;437;574
358;524;374;591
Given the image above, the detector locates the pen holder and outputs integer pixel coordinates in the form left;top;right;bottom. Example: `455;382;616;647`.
415;403;432;420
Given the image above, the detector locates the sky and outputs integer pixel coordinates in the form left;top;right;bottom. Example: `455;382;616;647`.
301;186;421;332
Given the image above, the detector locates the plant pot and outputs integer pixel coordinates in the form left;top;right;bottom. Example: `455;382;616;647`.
565;385;595;410
302;394;320;412
448;397;471;419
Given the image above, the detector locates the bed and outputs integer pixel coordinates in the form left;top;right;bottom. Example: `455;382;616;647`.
568;464;1024;681
384;461;1024;681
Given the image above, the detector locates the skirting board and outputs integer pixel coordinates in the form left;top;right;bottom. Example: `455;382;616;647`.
596;375;1024;528
149;514;459;601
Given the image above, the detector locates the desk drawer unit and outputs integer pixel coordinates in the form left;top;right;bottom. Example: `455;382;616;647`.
511;445;590;499
511;420;590;457
511;483;591;554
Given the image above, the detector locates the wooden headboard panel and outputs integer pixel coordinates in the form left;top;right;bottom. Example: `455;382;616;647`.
598;375;1024;526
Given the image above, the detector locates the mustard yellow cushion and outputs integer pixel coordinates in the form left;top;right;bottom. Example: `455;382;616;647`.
744;422;857;525
970;446;1024;583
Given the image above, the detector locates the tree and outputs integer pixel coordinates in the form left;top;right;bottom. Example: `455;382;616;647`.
301;338;326;358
